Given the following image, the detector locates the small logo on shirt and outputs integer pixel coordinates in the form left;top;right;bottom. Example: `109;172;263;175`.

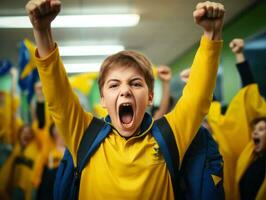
153;145;161;159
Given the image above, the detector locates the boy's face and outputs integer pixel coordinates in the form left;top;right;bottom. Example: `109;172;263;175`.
34;81;44;97
252;120;266;154
101;65;153;138
20;126;34;147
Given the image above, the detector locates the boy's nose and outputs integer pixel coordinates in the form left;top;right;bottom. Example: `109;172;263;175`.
252;131;258;137
120;86;131;97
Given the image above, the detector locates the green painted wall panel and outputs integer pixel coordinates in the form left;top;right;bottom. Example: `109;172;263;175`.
171;1;266;103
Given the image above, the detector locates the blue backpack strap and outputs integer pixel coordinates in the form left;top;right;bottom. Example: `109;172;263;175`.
71;117;106;198
71;117;111;199
69;117;111;200
153;117;181;199
54;117;110;200
77;117;106;165
77;122;111;170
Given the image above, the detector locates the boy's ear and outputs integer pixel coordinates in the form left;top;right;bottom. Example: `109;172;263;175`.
148;91;154;106
100;96;106;108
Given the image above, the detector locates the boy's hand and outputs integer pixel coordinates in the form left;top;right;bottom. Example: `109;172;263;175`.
26;0;61;31
157;65;172;82
179;68;191;83
229;38;245;63
193;1;225;40
229;38;244;54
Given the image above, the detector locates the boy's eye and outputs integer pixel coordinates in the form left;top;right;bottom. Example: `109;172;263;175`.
109;84;118;88
131;82;142;87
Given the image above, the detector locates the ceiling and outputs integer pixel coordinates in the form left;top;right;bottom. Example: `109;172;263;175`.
0;0;256;70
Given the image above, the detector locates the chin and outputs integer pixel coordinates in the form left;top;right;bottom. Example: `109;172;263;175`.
120;131;135;138
254;146;263;154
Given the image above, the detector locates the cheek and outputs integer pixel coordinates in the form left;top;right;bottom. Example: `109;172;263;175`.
263;133;266;143
102;93;117;109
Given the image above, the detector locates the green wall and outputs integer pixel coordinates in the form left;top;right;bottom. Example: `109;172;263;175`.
170;1;266;103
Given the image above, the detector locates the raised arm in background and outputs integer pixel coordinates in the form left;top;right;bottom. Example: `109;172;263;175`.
153;65;172;120
229;38;255;87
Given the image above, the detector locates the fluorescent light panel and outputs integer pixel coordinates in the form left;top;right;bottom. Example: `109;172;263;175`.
65;63;102;73
0;14;140;28
59;45;125;56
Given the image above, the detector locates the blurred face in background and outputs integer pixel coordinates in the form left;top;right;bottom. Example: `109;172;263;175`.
34;81;44;98
252;119;266;154
19;125;34;147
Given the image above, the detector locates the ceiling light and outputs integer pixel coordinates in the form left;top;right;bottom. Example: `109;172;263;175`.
64;63;102;73
0;14;140;28
59;45;124;56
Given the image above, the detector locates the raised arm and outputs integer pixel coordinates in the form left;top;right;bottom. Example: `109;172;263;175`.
165;1;224;162
229;38;255;87
26;0;60;57
26;0;93;159
153;65;172;120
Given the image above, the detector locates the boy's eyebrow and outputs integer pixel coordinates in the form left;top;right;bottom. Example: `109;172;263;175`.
130;77;144;82
106;79;120;84
106;76;144;83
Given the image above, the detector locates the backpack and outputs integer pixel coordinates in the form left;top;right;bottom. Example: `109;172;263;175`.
54;115;224;200
179;126;224;199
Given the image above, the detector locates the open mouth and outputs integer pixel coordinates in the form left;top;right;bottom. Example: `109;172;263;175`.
119;103;134;127
253;138;260;145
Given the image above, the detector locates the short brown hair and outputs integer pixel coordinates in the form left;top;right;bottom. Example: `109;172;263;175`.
251;116;266;127
98;50;154;96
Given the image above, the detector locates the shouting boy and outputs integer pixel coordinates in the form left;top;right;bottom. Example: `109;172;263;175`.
26;0;224;199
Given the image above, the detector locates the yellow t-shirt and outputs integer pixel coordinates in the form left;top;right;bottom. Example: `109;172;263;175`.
11;140;39;200
34;36;222;200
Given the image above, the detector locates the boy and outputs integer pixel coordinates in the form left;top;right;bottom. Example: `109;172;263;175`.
236;117;266;200
26;0;224;199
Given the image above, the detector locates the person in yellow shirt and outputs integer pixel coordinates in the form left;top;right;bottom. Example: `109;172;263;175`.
235;117;266;200
26;0;224;199
9;124;39;200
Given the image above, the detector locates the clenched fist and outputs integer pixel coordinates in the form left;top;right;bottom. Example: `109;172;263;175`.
157;65;172;82
229;38;244;54
193;1;225;40
26;0;61;31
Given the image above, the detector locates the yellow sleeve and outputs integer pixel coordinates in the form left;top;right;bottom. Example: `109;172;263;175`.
34;46;93;163
256;178;266;200
165;36;222;163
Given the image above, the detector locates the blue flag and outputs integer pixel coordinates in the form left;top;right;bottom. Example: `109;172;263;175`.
18;39;39;103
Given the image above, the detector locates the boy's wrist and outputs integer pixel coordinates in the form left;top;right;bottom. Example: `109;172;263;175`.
33;28;56;58
162;80;170;85
204;30;222;41
235;53;245;63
